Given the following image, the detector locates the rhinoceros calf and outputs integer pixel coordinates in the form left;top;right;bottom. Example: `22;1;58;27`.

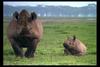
63;36;87;56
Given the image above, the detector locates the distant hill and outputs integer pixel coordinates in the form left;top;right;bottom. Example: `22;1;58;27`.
3;4;96;17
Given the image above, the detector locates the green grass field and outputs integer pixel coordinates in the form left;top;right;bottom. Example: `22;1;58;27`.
3;17;96;65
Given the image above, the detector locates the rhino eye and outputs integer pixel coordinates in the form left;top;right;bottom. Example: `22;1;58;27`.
69;42;71;45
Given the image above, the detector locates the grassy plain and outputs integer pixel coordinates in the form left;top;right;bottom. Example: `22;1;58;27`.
3;17;96;65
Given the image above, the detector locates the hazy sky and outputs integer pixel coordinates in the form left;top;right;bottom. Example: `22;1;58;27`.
3;1;96;7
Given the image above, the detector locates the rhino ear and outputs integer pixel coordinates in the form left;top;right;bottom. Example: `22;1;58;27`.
73;35;76;41
30;12;37;20
13;11;19;20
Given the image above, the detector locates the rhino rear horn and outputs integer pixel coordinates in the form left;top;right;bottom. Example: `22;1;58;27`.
73;35;76;41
